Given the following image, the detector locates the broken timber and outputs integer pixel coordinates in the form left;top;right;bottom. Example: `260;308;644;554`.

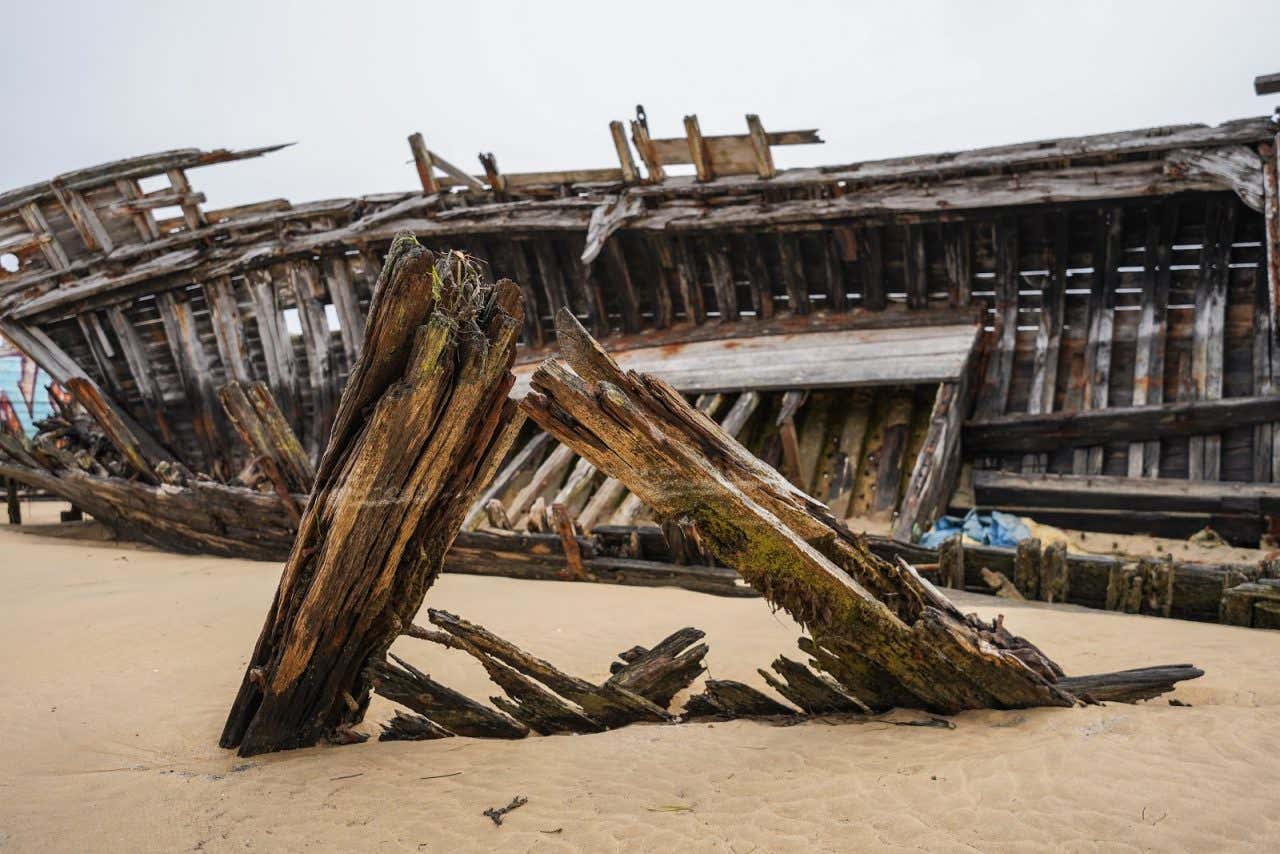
518;308;1202;715
220;237;525;756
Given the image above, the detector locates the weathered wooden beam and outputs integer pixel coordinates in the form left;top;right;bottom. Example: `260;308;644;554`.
407;133;441;194
1128;203;1177;477
745;114;776;180
1188;199;1235;481
973;470;1280;517
965;394;1280;454
220;237;525;756
609;121;639;184
1257;73;1280;96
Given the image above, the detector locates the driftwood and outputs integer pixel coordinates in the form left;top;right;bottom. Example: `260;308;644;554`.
518;309;1203;714
220;237;525;756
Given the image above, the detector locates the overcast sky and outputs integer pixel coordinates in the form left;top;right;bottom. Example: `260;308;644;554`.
3;1;1277;209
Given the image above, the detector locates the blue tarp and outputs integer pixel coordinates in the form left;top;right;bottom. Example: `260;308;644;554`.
918;508;1031;549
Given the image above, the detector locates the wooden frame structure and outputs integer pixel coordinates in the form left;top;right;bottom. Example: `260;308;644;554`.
2;107;1279;627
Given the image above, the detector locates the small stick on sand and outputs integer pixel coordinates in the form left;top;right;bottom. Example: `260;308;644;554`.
484;795;528;826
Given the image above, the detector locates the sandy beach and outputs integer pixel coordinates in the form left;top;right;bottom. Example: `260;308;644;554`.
2;503;1278;853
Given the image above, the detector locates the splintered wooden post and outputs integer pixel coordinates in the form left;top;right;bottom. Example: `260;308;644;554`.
220;237;525;756
520;309;1203;714
1014;538;1042;601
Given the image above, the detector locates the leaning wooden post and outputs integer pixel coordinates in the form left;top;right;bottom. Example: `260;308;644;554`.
1014;537;1042;601
220;237;525;756
520;309;1201;715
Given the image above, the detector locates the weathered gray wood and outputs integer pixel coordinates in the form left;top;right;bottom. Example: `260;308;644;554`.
1129;204;1177;477
976;217;1018;419
965;394;1280;454
1025;213;1067;473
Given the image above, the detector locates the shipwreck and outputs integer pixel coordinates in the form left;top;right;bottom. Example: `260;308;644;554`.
1;104;1279;630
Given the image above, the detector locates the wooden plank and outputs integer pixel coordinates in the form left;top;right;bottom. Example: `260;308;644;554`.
683;115;713;182
775;390;807;486
531;238;573;320
823;232;848;312
1189;198;1234;480
965;394;1280;454
902;224;928;309
322;255;365;369
871;392;915;518
245;267;301;430
740;233;775;319
407;132;441;194
74;312;123;397
857;225;885;310
943;221;972;307
102;306;177;446
565;235;611;336
203;276;252;383
704;235;739;321
494;240;543;348
609;121;639;184
652;235;703;325
157;291;226;470
975;216;1019;419
1257;73;1280;95
824;390;872;519
1025;212;1068;473
601;239;641;333
289;261;337;457
50;181;113;253
113;178;161;241
745;114;776;179
894;346;975;543
1075;207;1122;475
511;323;979;398
776;233;809;315
633;235;673;330
630;118;665;183
165;169;206;232
1129;203;1177;477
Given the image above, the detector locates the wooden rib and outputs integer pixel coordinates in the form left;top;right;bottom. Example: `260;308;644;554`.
776;389;807;486
1025;212;1068;473
745;114;776;179
18;202;70;270
408;133;441;194
871;392;914;519
531;238;573;319
508;443;576;528
289;261;337;457
494;240;543;347
323;255;365;369
822;232;848;312
976;216;1019;419
203;276;253;383
1129;203;1176;477
113;178;161;241
740;233;775;319
600;239;641;334
609;121;639;184
50;180;113;253
824;391;872;520
464;431;551;530
245;267;301;431
705;235;739;322
776;233;809;315
1189;197;1234;481
102;306;176;446
943;221;972;307
630;118;665;183
1076;207;1122;475
858;225;885;310
165;169;207;232
684;115;713;182
157;291;225;470
903;224;928;309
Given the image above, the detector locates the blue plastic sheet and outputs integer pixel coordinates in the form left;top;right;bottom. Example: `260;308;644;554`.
918;508;1031;549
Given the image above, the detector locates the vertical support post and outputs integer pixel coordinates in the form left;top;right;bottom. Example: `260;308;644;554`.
408;132;441;194
683;114;713;182
609;121;639;184
745;114;776;179
6;478;20;525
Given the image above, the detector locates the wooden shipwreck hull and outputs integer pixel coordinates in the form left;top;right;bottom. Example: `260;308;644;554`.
2;107;1280;628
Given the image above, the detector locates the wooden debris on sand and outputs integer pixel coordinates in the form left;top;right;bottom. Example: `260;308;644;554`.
220;236;525;756
517;308;1204;716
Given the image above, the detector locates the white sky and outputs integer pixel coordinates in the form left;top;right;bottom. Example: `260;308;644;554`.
3;0;1278;210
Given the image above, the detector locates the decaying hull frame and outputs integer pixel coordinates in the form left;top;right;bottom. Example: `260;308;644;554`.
2;107;1280;629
